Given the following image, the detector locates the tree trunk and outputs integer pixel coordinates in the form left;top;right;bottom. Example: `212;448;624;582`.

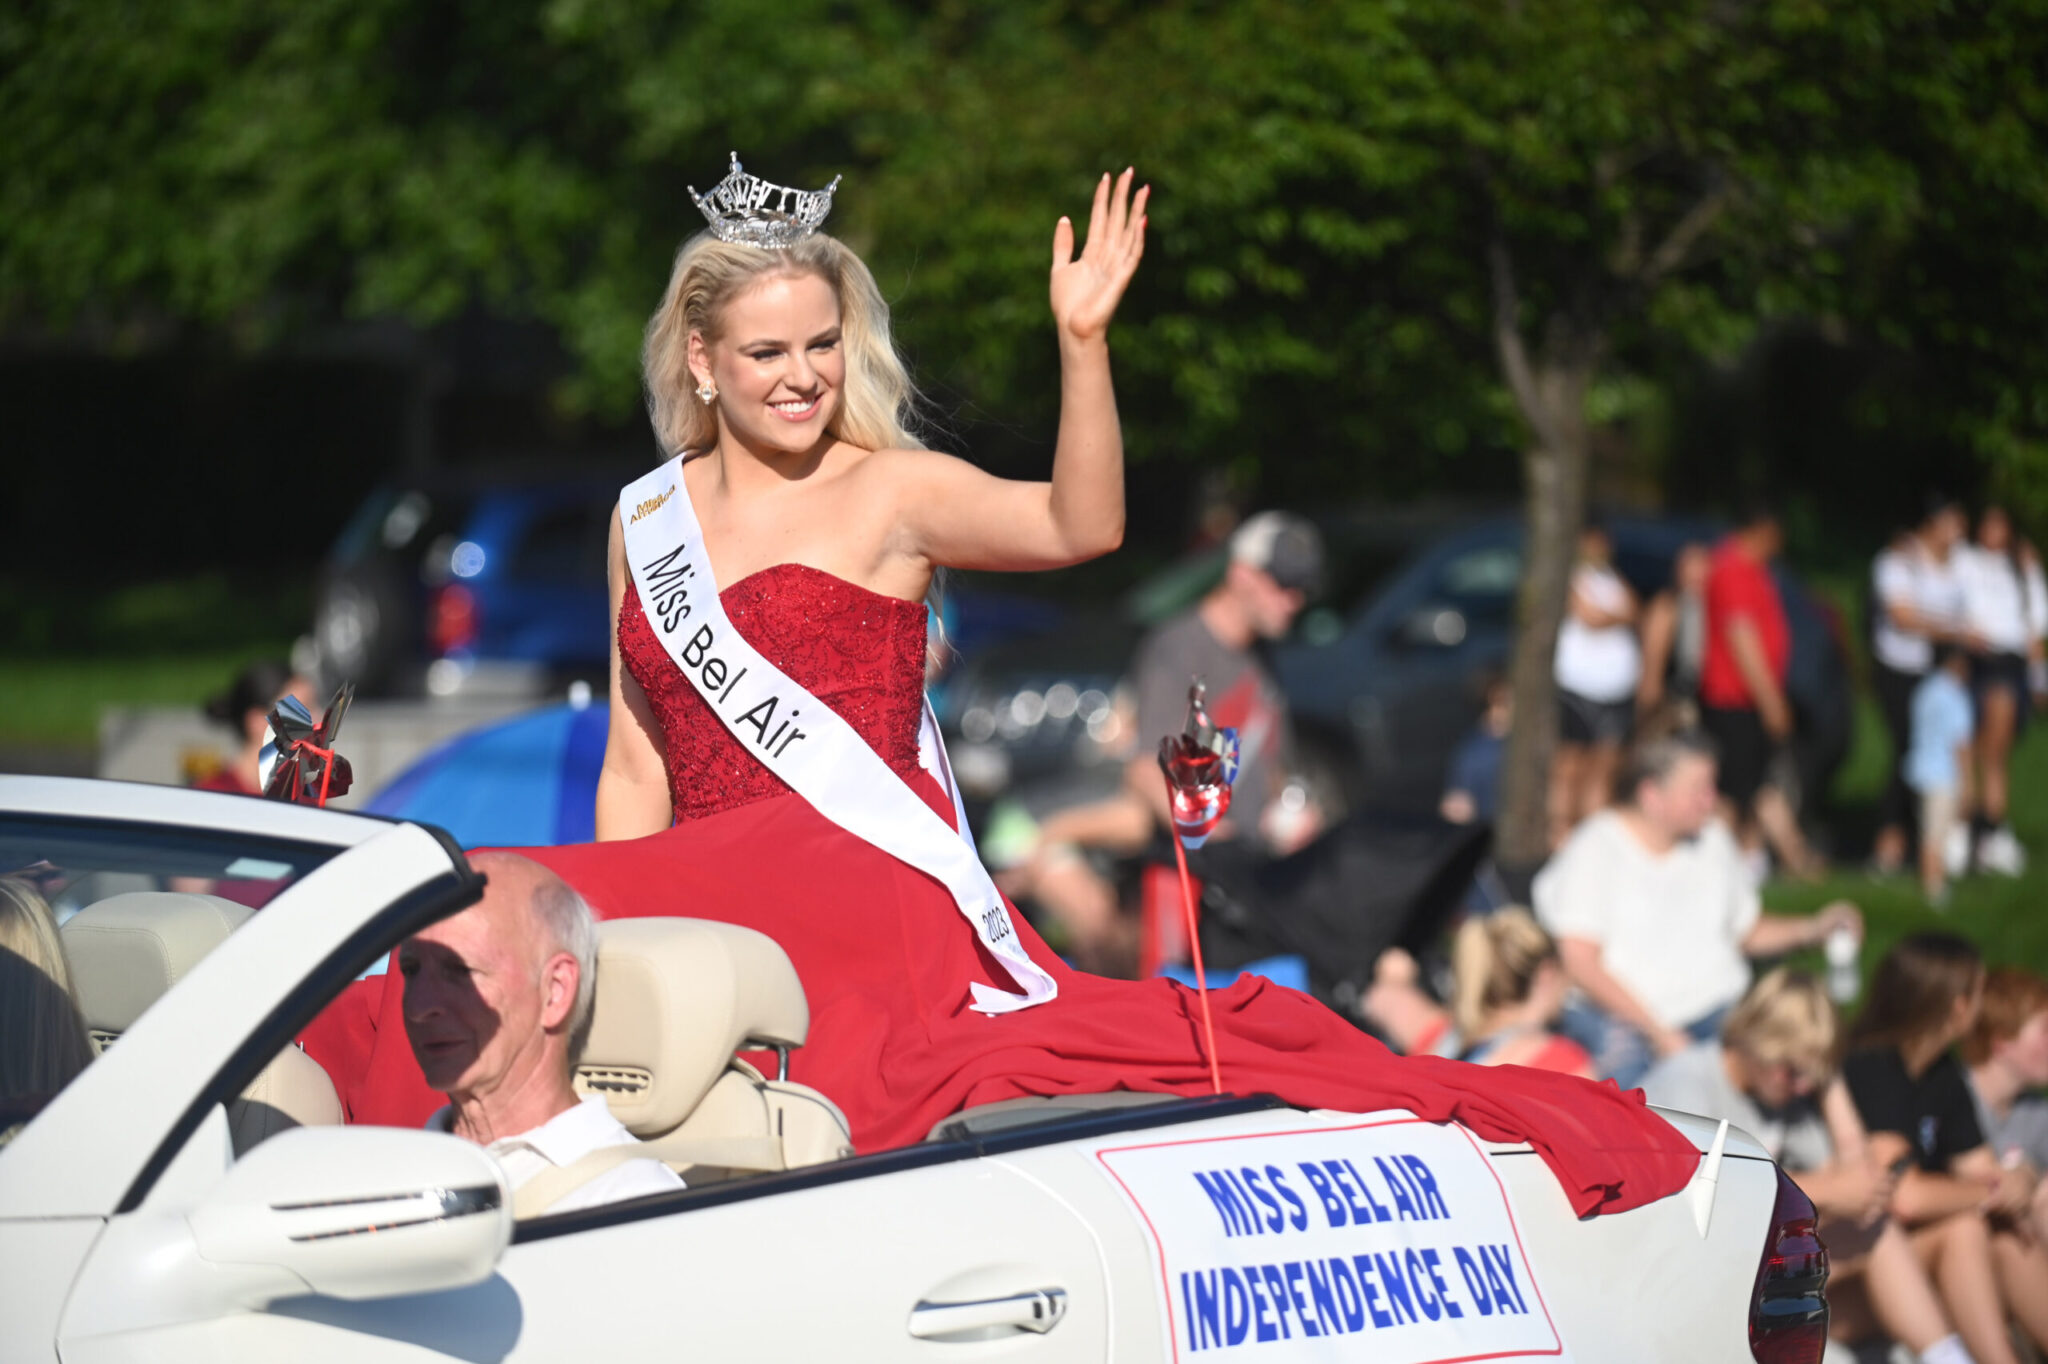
1484;238;1604;880
1495;366;1593;876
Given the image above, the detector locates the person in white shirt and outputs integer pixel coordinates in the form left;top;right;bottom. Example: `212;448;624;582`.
1870;501;1973;874
1955;507;2047;875
401;851;683;1215
1551;524;1641;846
1533;729;1862;1088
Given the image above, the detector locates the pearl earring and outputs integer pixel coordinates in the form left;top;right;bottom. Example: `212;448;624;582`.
696;381;718;405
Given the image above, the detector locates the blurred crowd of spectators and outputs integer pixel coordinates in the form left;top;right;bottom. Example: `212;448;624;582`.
1402;498;2048;1363
990;496;2048;1360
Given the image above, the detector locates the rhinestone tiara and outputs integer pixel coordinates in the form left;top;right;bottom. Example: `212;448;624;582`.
689;151;841;250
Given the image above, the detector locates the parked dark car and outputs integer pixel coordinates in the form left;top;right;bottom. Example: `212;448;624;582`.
311;464;637;698
945;508;1854;828
1272;512;1724;814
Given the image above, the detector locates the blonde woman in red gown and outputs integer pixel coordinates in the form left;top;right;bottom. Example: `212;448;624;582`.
312;162;1694;1216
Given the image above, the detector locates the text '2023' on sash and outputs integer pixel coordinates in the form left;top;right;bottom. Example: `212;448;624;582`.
618;457;1056;1015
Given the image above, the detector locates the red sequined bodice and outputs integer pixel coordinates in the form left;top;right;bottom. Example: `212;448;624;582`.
618;563;929;823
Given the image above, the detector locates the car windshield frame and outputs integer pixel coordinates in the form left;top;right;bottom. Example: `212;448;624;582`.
0;812;343;892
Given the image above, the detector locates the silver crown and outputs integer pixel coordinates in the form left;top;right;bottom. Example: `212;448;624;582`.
689;152;841;250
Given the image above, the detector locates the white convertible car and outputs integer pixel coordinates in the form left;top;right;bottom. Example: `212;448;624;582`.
0;776;1824;1363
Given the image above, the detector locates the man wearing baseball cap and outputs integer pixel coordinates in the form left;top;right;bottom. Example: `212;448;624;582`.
1129;511;1327;838
997;512;1325;973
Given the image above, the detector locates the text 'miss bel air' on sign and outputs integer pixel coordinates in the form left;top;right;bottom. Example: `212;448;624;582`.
1095;1118;1567;1364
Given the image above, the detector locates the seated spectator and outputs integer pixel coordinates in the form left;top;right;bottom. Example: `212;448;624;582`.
1002;512;1488;999
1360;909;1592;1077
1844;933;2048;1361
995;511;1325;973
1533;729;1862;1087
1642;969;1840;1171
1964;967;2048;1197
1644;969;1989;1364
401;851;682;1213
0;876;94;1146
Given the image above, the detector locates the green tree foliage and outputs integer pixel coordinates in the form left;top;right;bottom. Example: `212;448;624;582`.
7;1;2041;474
5;0;2046;855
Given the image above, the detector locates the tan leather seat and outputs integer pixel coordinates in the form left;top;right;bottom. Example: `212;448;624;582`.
574;918;853;1182
62;891;342;1153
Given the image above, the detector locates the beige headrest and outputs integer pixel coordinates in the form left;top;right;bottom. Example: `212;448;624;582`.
62;891;255;1036
576;918;809;1138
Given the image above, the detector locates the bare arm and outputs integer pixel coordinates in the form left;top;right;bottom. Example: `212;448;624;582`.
1955;1143;2036;1220
1883;598;1953;637
1794;1162;1893;1224
1866;1130;1999;1224
895;171;1147;574
594;509;676;842
1569;575;1638;630
1783;1088;1893;1224
1823;1077;1871;1163
1741;900;1860;957
1125;752;1174;830
1637;592;1677;710
1725;615;1793;738
1036;789;1156;854
1556;936;1689;1059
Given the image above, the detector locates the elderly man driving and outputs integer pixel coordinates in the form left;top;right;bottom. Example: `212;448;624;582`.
400;850;681;1213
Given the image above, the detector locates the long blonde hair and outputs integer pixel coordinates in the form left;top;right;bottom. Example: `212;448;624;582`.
643;231;925;458
0;878;94;1103
1450;907;1557;1040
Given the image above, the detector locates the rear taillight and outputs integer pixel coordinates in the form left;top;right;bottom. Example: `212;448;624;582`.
428;584;479;656
1749;1167;1829;1364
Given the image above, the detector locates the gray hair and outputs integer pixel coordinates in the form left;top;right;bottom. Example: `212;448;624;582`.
531;877;599;1064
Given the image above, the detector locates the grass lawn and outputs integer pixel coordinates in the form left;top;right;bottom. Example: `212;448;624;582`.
0;571;306;753
0;651;291;749
1766;719;2048;982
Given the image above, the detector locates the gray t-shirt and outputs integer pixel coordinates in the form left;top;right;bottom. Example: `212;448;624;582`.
1967;1073;2048;1171
1641;1042;1834;1172
1130;609;1292;830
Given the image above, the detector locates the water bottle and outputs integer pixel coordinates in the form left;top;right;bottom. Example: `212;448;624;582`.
1825;926;1860;1004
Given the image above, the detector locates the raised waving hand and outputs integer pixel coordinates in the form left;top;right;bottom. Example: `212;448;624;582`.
887;168;1144;577
1050;168;1149;344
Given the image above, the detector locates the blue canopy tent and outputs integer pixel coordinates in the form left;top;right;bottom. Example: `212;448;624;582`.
364;702;609;848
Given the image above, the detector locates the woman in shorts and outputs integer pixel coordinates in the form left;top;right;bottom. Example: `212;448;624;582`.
1956;506;2045;874
1551;524;1640;846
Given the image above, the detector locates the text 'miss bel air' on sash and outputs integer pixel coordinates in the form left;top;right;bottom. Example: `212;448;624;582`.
619;456;1056;1015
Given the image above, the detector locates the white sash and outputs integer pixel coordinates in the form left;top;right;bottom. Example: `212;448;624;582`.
620;457;1056;1015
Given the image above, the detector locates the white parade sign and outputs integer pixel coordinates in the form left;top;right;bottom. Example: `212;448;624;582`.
1095;1117;1568;1364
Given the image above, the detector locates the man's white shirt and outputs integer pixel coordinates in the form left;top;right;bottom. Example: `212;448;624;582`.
428;1094;683;1213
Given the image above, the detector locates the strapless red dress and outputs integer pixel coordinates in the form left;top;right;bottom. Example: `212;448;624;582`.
303;565;1695;1215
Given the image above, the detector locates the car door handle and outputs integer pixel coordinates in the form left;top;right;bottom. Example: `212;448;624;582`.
908;1288;1068;1339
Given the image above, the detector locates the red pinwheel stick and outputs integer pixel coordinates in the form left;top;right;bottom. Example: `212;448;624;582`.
1165;783;1225;1097
285;739;339;808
